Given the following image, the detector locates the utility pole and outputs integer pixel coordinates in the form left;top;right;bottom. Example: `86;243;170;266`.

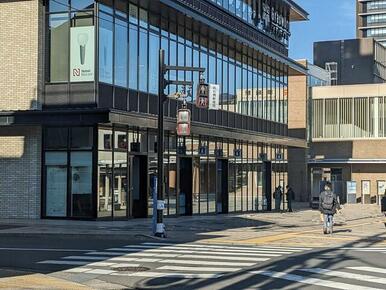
154;49;205;238
155;49;166;238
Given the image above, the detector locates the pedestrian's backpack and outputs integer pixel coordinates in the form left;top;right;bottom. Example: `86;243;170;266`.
322;191;334;210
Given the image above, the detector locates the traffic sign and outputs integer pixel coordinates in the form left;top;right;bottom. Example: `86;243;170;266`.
196;83;209;109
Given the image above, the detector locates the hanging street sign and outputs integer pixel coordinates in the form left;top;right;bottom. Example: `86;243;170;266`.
199;146;207;155
234;149;242;158
208;84;220;110
196;83;209;109
276;153;283;160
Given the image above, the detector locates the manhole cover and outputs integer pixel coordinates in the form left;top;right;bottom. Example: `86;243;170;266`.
114;266;150;272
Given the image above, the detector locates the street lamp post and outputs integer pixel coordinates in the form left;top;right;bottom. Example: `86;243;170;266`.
155;49;205;238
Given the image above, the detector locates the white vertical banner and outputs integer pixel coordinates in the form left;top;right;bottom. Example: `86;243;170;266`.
70;26;95;82
208;84;220;110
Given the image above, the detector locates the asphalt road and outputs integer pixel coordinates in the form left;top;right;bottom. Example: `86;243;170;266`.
1;234;386;289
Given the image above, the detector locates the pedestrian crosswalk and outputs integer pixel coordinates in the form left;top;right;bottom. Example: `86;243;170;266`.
250;266;386;290
37;242;311;279
342;247;386;254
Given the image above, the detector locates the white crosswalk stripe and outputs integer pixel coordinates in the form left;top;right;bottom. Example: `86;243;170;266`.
250;267;386;290
250;270;383;290
347;266;386;275
36;242;309;279
301;268;386;285
341;247;386;254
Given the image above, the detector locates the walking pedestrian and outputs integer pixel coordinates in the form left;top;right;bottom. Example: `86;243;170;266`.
274;186;283;212
319;181;339;235
285;185;295;212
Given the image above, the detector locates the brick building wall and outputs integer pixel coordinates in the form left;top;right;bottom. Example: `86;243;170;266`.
0;0;43;110
288;60;308;201
0;127;41;218
0;0;43;219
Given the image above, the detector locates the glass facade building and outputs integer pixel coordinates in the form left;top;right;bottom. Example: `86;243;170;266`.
37;0;308;219
357;0;386;46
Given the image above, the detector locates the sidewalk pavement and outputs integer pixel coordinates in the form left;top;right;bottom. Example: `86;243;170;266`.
0;203;385;247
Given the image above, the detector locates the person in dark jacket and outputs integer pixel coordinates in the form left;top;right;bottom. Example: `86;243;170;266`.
319;181;339;234
286;185;295;212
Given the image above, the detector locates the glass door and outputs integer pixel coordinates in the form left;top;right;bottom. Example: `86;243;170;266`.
45;152;68;217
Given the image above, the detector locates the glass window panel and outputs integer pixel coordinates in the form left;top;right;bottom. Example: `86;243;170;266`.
129;3;138;24
200;156;209;213
45;127;68;149
98;150;113;217
129;25;138;89
114;151;128;217
45;152;68;217
71;0;94;10
115;0;127;16
99;10;113;84
139;28;148;92
114;18;128;87
236;66;242;114
98;128;113;150
71;152;93;217
139;8;148;28
193;157;200;214
71;127;93;149
49;0;68;12
49;13;69;82
149;32;160;94
208;157;216;213
114;130;127;150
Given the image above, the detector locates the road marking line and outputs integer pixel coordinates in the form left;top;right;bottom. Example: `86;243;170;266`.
158;265;241;272
63;267;92;273
64;256;111;261
301;268;386;285
110;263;141;268
110;271;222;279
132;244;295;254
250;270;382;290
84;269;116;275
131;258;161;263
180;254;268;262
347;267;386;274
142;243;308;252
109;248;280;257
88;262;117;267
0;247;92;252
38;260;91;266
160;259;255;267
342;248;386;251
86;251;178;258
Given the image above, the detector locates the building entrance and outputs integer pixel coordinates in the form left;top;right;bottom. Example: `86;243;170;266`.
263;161;272;211
179;157;193;216
216;159;229;214
130;155;148;218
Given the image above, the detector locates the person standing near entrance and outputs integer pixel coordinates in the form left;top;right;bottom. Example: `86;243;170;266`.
319;181;339;234
285;185;295;212
274;186;283;212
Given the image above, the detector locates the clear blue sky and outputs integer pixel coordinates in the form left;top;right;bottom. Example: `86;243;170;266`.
289;0;356;62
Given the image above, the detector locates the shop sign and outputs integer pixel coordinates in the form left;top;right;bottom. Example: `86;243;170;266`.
346;181;356;194
377;181;386;195
70;26;95;82
208;84;220;110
